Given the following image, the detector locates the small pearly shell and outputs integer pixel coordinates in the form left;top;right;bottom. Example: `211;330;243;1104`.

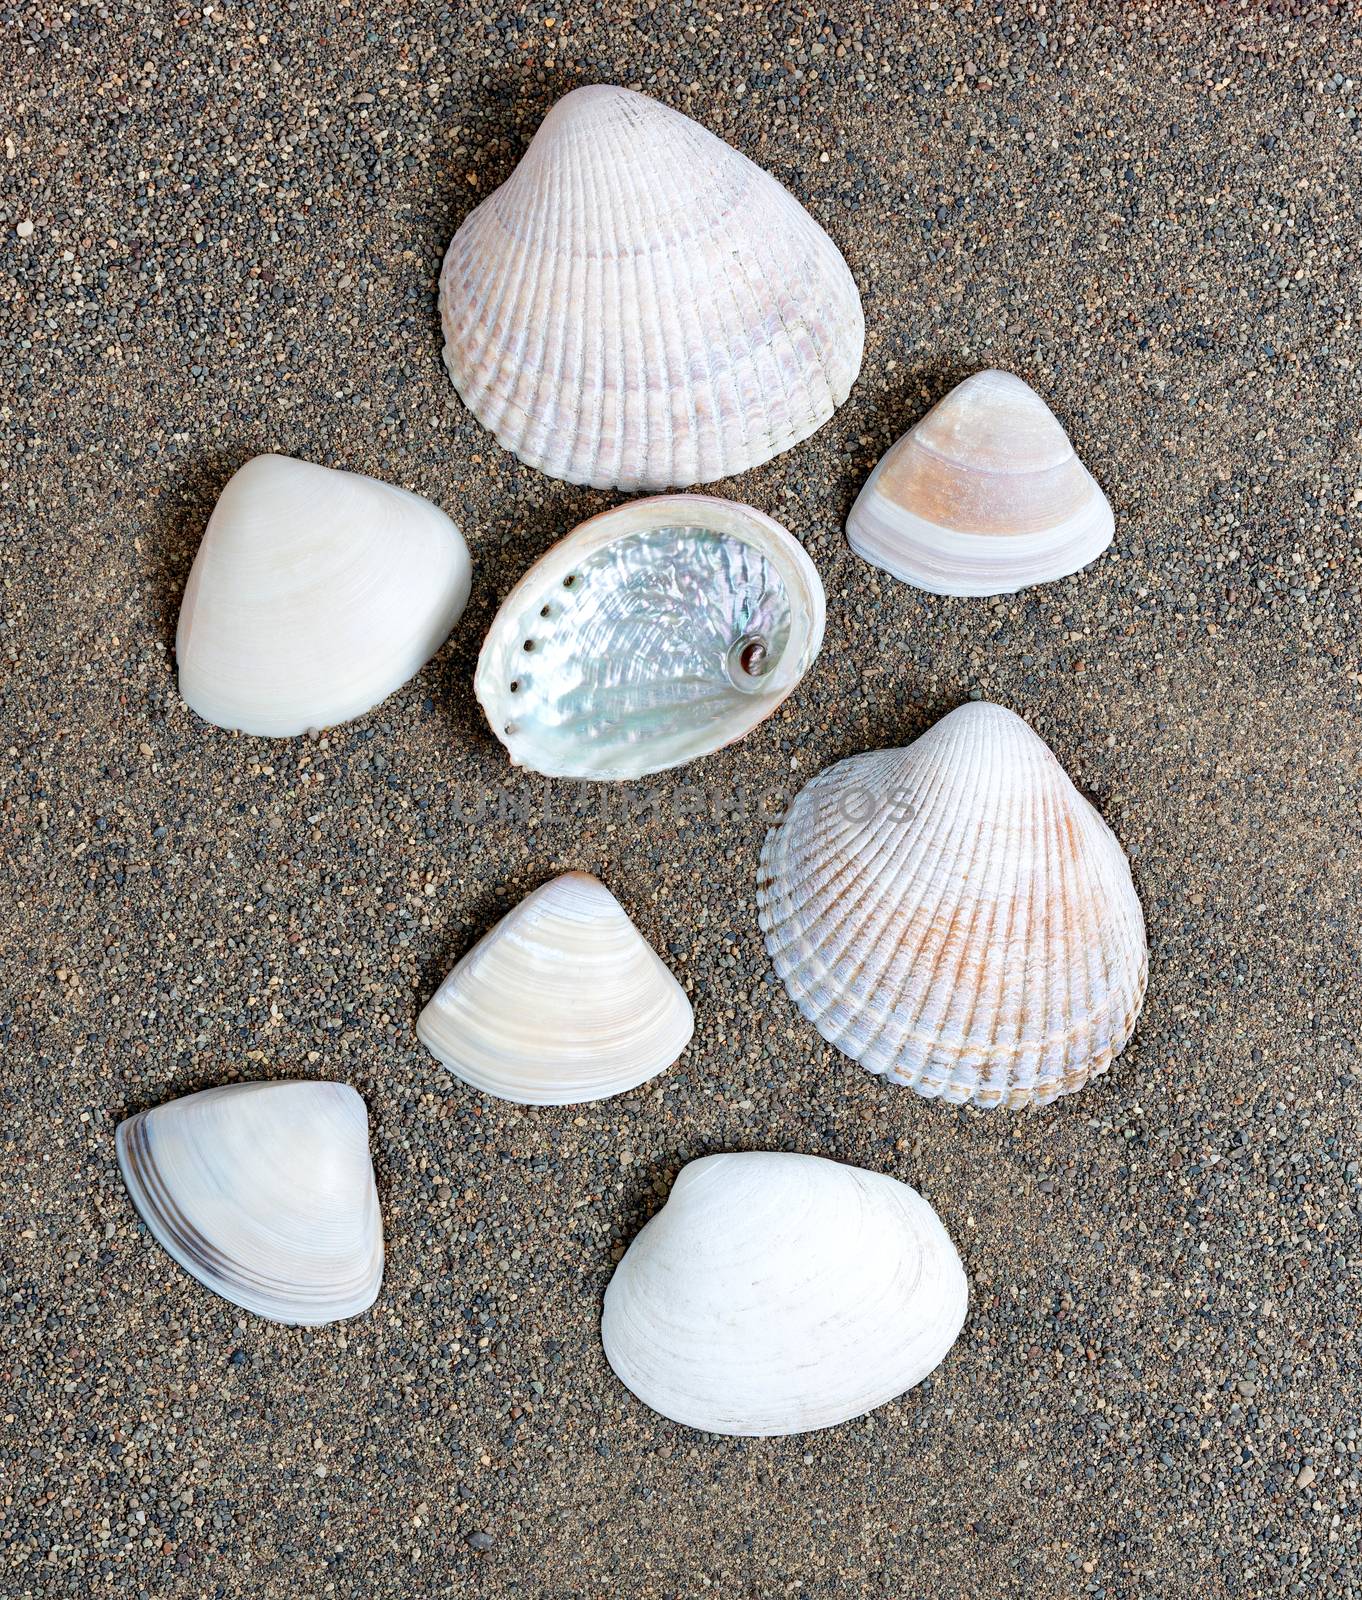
758;701;1147;1108
846;369;1114;596
439;84;864;491
474;494;825;781
417;872;693;1105
116;1081;384;1326
602;1151;968;1436
177;454;472;736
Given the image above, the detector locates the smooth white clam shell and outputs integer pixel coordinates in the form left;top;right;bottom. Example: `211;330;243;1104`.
177;454;471;736
602;1151;967;1436
758;702;1147;1108
475;494;825;781
846;370;1114;596
417;872;693;1105
439;84;864;490
116;1081;384;1325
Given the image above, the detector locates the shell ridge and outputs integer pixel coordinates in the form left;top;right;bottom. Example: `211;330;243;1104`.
999;724;1048;1101
1053;787;1139;1085
1073;802;1147;1066
802;743;970;1067
665;159;717;482
694;175;757;478
749;202;840;431
451;120;574;468
1063;801;1119;1081
757;759;909;999
832;723;994;1068
537;108;591;479
449;201;536;433
1023;752;1065;1095
933;714;1023;1099
533;107;594;477
598;106;640;485
441;218;530;444
1054;773;1106;1089
727;206;799;460
632;126;684;486
757;751;933;999
1012;726;1080;1096
872;710;1010;1088
760;740;972;1067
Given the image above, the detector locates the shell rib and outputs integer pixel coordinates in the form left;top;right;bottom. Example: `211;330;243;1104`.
758;702;1147;1108
439;84;864;490
475;495;825;781
177;454;472;736
417;872;693;1105
846;370;1114;596
602;1151;967;1436
116;1081;384;1325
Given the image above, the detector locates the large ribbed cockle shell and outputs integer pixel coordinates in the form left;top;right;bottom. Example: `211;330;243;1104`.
758;702;1147;1108
417;871;693;1105
475;495;825;780
116;1081;384;1325
601;1151;967;1436
177;454;472;736
845;370;1114;596
438;84;864;490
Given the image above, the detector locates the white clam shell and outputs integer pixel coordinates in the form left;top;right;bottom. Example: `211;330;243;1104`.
602;1151;967;1436
116;1081;384;1325
758;702;1147;1108
439;84;864;491
475;494;824;781
417;872;693;1105
177;454;472;736
846;370;1114;596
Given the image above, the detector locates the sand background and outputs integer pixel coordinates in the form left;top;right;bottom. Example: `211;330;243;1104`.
3;4;1360;1597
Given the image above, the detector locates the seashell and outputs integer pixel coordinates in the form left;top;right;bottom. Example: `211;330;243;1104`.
845;369;1114;596
438;84;864;491
177;454;472;736
758;701;1147;1108
602;1151;967;1436
417;871;693;1104
116;1080;383;1325
475;494;824;780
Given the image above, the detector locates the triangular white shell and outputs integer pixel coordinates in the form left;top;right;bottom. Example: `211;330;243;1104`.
439;85;864;491
602;1151;967;1436
116;1081;384;1325
846;370;1114;595
758;702;1147;1108
417;872;694;1104
177;454;472;736
475;494;825;781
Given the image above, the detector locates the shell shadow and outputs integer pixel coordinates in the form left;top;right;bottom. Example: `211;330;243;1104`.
854;359;978;456
141;450;245;660
413;871;561;1011
112;1058;329;1127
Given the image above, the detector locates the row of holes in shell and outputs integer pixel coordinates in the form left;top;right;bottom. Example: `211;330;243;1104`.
505;573;580;735
510;574;580;692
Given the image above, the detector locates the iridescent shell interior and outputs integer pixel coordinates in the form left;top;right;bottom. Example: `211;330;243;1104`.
476;497;825;780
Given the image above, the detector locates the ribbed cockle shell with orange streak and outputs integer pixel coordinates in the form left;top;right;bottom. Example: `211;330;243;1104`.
757;702;1147;1108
